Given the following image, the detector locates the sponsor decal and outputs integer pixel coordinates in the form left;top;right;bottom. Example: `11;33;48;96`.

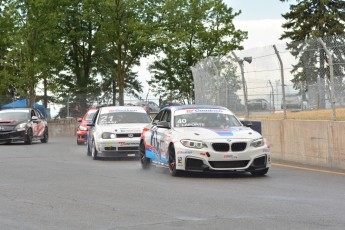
177;150;193;154
224;154;238;159
106;109;141;113
200;152;207;156
120;128;140;133
185;109;225;113
128;133;134;138
178;157;182;164
118;142;137;146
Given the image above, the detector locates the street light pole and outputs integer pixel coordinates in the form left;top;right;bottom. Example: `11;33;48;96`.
239;60;249;119
232;52;252;119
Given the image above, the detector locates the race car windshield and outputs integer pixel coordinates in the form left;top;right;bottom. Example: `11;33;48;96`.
98;112;151;125
0;111;29;121
84;110;97;120
174;113;242;128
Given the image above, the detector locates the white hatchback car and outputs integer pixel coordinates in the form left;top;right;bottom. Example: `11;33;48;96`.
140;105;271;176
86;106;151;159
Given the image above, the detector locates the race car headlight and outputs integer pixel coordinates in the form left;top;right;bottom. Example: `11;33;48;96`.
102;132;116;139
180;139;206;149
15;123;26;131
250;138;264;148
78;126;88;131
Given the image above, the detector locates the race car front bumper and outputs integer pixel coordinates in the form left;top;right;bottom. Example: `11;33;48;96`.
0;130;26;143
174;142;271;172
95;138;140;157
183;155;269;172
76;130;87;143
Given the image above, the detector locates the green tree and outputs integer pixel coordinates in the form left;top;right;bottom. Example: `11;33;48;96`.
148;0;247;103
1;0;64;108
50;0;102;114
95;0;162;105
280;0;345;100
0;1;16;104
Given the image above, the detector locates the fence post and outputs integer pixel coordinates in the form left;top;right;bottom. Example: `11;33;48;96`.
273;45;287;119
268;80;275;113
318;38;337;121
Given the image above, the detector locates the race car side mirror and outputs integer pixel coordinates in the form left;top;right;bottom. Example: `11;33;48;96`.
77;118;82;122
31;116;38;121
241;120;252;127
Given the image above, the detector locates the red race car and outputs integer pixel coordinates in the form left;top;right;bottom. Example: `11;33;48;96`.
76;108;98;145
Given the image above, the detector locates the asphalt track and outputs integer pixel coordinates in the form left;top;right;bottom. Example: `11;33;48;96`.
1;137;345;230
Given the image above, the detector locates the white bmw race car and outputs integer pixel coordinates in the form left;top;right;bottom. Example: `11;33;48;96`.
139;105;271;176
86;106;152;159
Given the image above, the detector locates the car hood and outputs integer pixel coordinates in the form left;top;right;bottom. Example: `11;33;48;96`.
0;119;27;126
173;126;261;140
97;123;148;133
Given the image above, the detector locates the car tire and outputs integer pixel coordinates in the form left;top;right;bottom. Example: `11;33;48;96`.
91;139;98;160
40;128;49;143
250;168;269;176
139;141;151;169
24;128;33;145
168;146;182;177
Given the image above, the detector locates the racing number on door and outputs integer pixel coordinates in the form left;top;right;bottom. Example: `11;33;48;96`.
150;127;160;160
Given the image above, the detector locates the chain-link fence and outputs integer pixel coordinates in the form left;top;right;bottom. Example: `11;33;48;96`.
191;35;345;119
1;36;344;120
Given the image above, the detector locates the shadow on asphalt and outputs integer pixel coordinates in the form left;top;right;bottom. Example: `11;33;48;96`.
145;166;270;179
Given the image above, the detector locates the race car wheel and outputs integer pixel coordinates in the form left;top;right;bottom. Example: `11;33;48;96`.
250;168;269;176
168;146;182;177
139;141;151;169
77;141;84;145
91;139;98;160
77;138;84;145
24;128;33;145
41;128;49;143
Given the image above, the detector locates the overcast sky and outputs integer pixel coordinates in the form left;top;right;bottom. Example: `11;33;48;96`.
225;0;293;20
225;0;296;49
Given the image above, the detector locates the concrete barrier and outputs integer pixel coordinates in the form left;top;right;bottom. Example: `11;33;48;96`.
48;119;78;137
262;119;345;170
46;118;345;171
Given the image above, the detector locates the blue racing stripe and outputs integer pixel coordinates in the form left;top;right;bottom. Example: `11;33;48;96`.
146;148;157;160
